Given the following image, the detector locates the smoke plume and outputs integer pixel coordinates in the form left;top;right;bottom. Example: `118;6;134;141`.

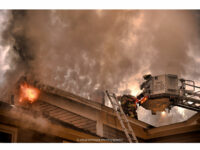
1;10;200;126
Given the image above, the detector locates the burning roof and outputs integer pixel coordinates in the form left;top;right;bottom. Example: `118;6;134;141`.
19;82;40;103
0;75;200;142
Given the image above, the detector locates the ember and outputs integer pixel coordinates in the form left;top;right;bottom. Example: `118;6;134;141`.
19;83;40;103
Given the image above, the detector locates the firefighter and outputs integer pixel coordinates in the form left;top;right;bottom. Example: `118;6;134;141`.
118;95;129;115
118;95;139;119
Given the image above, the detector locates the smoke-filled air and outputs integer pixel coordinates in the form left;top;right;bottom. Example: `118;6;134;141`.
0;10;200;126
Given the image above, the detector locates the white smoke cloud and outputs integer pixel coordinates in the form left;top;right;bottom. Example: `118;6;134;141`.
0;10;12;85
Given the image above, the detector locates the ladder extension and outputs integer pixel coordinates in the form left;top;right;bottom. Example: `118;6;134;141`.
105;90;138;143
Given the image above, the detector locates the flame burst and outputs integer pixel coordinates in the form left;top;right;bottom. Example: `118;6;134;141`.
19;83;40;103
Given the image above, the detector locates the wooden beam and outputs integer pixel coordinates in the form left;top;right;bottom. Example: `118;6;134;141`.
147;125;200;139
147;112;200;135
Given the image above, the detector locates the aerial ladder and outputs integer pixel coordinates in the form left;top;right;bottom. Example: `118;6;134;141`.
137;74;200;113
173;78;200;111
105;91;138;143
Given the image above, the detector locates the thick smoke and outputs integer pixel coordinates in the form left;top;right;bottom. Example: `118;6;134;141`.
0;10;11;85
1;10;200;126
0;10;20;100
9;10;142;98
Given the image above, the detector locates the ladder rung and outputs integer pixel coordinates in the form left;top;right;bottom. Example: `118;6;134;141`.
128;130;134;134
112;103;119;107
118;118;128;123
108;94;115;98
118;117;128;122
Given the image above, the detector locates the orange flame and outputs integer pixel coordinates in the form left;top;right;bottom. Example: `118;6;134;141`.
140;96;148;104
19;83;40;103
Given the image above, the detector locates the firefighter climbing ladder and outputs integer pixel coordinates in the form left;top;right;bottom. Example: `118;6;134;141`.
105;90;138;143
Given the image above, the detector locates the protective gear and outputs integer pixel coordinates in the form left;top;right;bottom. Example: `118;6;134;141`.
118;95;138;119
